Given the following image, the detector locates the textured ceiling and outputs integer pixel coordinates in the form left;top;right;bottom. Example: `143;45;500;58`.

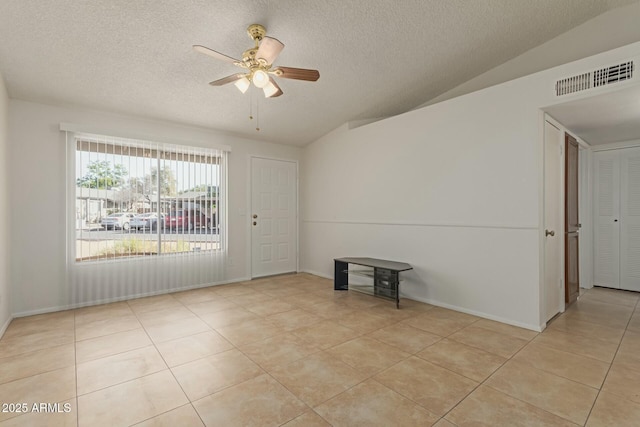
0;0;636;146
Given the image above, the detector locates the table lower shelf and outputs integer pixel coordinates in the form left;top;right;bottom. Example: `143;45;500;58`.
335;258;412;309
349;283;399;301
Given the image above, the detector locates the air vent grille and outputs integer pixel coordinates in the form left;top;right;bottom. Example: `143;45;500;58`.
555;60;634;96
594;61;634;87
556;73;591;96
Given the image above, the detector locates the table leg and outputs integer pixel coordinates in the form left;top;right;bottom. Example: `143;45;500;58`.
334;260;348;290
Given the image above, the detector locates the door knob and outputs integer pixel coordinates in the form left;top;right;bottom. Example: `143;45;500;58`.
545;230;555;237
253;214;258;219
253;221;257;226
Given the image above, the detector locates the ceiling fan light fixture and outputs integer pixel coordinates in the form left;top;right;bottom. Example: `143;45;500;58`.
252;69;269;88
263;80;279;98
194;24;320;101
234;77;250;93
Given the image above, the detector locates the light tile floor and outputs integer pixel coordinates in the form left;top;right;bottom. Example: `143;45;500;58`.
1;273;639;426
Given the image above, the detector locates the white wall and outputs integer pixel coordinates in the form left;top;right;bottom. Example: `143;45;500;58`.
301;41;640;331
0;71;11;335
8;100;301;316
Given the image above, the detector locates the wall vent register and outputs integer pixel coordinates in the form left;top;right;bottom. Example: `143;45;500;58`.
555;60;634;96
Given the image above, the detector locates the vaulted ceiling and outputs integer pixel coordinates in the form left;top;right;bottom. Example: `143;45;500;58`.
0;0;636;146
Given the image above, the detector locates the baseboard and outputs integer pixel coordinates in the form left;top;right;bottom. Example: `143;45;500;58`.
12;276;253;318
300;269;332;280
0;315;13;339
300;269;541;331
405;293;542;332
10;271;542;332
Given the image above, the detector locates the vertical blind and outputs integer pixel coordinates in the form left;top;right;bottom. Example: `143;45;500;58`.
66;131;229;306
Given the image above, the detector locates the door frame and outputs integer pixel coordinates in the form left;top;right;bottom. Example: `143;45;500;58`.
591;143;640;291
540;114;592;328
247;155;300;279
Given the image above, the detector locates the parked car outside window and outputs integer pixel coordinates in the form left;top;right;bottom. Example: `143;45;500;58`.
130;213;165;231
165;209;210;231
100;213;135;230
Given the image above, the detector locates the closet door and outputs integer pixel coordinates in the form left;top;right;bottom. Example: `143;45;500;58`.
593;151;620;289
620;147;640;291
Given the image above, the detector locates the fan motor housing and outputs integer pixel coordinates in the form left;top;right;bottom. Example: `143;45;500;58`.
247;24;266;42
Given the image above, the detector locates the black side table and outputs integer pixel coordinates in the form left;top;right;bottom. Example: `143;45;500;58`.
334;257;413;308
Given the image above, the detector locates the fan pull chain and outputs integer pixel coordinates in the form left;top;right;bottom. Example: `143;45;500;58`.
256;96;260;132
249;86;253;120
246;85;261;132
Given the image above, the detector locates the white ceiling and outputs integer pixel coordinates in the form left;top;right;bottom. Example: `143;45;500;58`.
545;84;640;145
0;0;637;146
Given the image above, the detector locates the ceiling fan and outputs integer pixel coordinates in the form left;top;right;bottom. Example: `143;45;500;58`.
193;24;320;98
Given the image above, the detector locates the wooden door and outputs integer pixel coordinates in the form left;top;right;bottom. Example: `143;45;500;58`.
565;134;580;306
251;157;297;278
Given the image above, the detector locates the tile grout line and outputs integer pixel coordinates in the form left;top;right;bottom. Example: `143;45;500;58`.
127;296;210;427
470;287;638;426
7;279;637;426
434;321;608;426
0;318;76;424
297;321;483;424
260;340;417;423
435;324;538;424
0;342;77;387
509;340;610;389
0;276;329;426
261;314;465;424
153;284;331;424
229;308;369;425
228;302;417;424
581;290;640;425
248;303;506;424
182;279;337;426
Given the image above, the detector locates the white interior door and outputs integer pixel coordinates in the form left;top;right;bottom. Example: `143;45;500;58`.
544;120;563;322
593;150;620;288
620;147;640;291
251;157;297;278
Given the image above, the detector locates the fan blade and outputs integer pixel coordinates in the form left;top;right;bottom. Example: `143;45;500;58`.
209;73;246;86
271;66;319;81
256;36;284;65
193;45;241;65
263;77;283;98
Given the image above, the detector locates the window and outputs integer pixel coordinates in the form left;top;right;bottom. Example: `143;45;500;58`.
72;133;226;262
